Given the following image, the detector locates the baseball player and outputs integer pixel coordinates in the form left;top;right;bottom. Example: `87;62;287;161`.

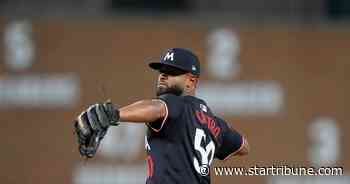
74;48;249;184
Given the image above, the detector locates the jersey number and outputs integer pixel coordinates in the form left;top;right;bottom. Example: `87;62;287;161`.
193;128;215;175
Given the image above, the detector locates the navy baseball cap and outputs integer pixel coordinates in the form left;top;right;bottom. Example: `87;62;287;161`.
149;48;200;76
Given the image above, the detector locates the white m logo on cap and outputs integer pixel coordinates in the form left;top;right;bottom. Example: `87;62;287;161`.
164;52;174;61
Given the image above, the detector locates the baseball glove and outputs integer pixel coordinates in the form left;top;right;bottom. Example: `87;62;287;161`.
74;101;120;158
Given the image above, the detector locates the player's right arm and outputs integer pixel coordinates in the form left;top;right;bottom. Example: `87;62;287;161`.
118;99;167;123
118;94;182;126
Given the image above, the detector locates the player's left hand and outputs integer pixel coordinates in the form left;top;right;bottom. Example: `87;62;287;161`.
74;101;120;158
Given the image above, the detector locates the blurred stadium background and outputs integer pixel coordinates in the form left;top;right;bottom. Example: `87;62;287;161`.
0;0;349;184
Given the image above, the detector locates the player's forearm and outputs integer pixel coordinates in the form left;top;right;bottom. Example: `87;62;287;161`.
119;100;166;123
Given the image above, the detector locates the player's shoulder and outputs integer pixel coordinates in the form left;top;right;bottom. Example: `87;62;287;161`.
183;95;208;107
157;94;186;116
158;94;208;106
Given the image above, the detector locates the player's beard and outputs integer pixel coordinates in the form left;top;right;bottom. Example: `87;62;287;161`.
156;84;183;96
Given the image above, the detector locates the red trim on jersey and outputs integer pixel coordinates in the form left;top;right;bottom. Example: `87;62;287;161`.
147;155;154;177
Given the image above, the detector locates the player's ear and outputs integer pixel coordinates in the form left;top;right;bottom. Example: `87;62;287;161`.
186;74;198;89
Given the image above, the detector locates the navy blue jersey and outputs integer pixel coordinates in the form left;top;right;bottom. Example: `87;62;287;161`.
145;94;244;184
